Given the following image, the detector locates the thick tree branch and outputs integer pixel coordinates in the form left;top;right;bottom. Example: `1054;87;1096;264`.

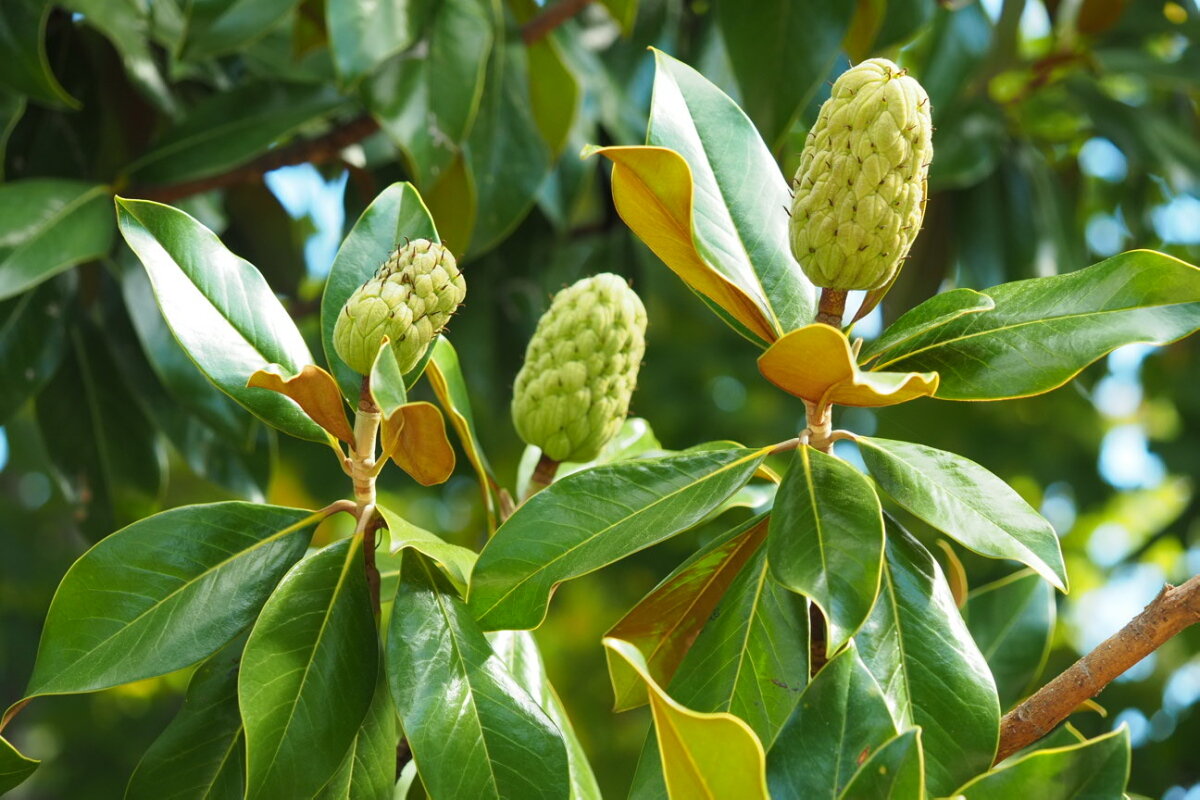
521;0;593;44
130;115;381;204
995;574;1200;763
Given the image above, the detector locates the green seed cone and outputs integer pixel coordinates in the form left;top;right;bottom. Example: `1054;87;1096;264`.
789;58;933;291
512;274;647;463
333;239;466;375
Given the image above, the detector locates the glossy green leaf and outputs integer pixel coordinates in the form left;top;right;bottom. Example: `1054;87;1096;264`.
126;637;247;800
26;503;317;697
606;637;769;800
240;536;378;800
182;0;302;59
0;277;69;423
35;325;164;540
128;83;346;186
489;630;602;800
377;503;476;593
0;180;113;301
316;667;397;800
858;289;996;365
954;728;1130;799
871;250;1200;400
320;182;439;399
855;523;1000;796
0;0;78;108
116;197;325;442
606;513;768;711
462;40;552;256
0;735;38;794
369;339;408;416
629;546;808;799
859;437;1068;591
966;571;1055;710
767;643;899;800
387;551;570;800
327;0;428;83
647;49;817;336
838;728;925;800
115;254;254;443
468;447;770;630
524;27;580;160
427;336;500;530
515;416;663;497
769;446;884;649
717;0;853;149
366;0;493;188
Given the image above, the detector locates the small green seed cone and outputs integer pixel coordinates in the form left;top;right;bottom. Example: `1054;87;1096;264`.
789;58;933;291
512;274;647;463
333;239;466;375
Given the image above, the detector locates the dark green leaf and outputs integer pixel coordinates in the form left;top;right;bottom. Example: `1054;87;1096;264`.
489;630;602;800
0;277;69;423
366;0;493;188
871;251;1200;400
316;667;397;800
468;447;770;630
116;197;326;442
859;437;1067;590
874;0;937;50
838;728;925;800
767;643;898;800
716;0;853;149
0;0;78;108
64;0;177;114
320;182;440;399
26;503;317;696
0;734;38;794
240;536;378;800
647;50;817;337
0;180;113;301
965;571;1055;710
35;325;164;540
630;546;808;799
0;88;26;181
126;637;247;800
955;728;1130;799
856;523;999;796
387;551;570;800
462;40;552;257
605;513;768;711
769;446;884;649
327;0;429;84
858;289;995;365
182;0;302;60
128;84;347;185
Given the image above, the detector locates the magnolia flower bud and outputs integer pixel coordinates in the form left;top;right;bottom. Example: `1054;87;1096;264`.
512;274;647;463
333;239;466;375
789;58;933;291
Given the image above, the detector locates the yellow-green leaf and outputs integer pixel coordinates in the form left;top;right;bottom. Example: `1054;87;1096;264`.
603;638;768;800
758;324;939;408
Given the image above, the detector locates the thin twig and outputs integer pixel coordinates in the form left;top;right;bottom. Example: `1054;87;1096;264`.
129;115;381;204
521;0;593;44
995;574;1200;763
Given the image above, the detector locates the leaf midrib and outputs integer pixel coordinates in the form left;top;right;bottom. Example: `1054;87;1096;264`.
474;449;766;623
33;509;316;695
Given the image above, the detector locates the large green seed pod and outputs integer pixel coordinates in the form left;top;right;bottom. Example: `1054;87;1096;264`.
789;58;933;291
333;239;466;375
512;274;647;463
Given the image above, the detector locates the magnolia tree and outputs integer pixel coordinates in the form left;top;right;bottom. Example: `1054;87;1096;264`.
4;33;1200;800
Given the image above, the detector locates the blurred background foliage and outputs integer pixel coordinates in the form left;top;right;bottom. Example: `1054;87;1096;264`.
1;0;1200;797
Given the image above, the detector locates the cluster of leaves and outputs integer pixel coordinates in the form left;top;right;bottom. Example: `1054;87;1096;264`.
5;32;1200;800
3;1;1200;798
